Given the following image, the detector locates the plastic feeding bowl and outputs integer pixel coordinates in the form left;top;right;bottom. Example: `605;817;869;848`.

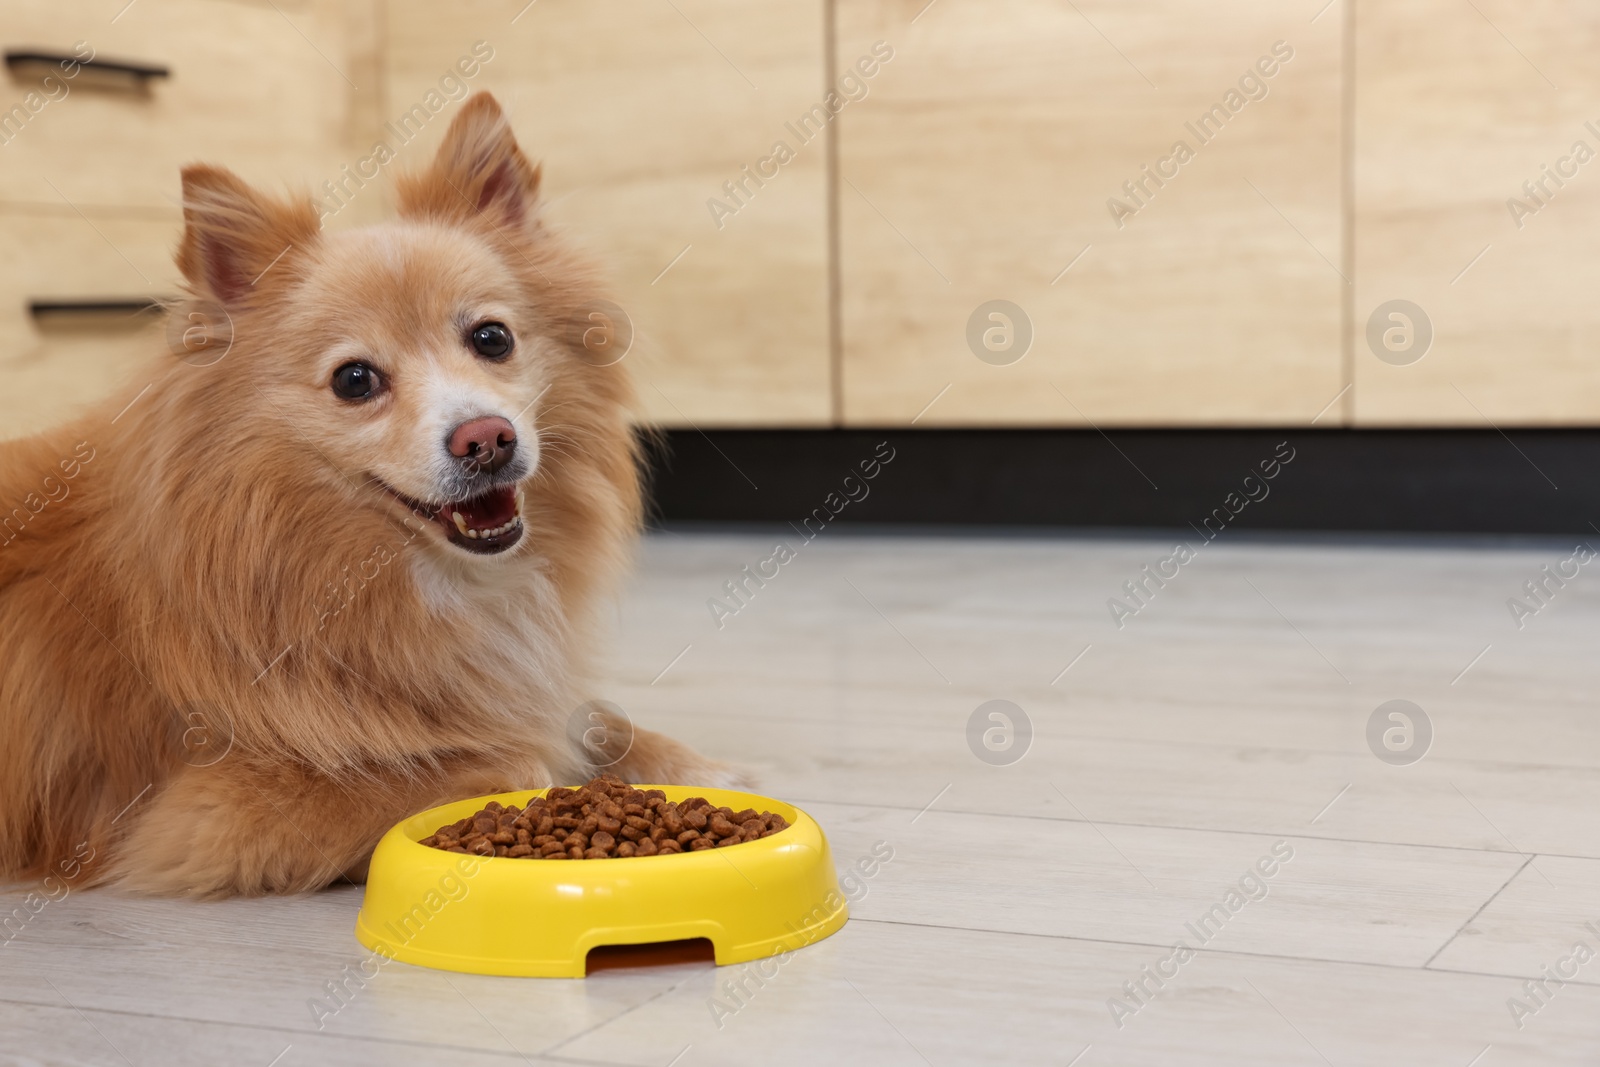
355;785;848;977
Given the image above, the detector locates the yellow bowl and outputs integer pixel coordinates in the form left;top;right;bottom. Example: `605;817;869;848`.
354;785;848;977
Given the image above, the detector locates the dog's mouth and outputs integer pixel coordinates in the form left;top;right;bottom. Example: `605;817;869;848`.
385;483;525;555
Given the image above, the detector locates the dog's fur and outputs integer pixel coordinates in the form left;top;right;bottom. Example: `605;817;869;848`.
0;93;736;897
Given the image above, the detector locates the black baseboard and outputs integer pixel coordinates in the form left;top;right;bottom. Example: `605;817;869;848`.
640;428;1600;535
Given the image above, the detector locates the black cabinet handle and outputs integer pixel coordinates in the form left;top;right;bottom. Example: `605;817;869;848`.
29;298;167;319
5;50;169;82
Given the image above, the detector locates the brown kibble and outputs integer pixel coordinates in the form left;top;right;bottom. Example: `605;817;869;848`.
419;777;789;860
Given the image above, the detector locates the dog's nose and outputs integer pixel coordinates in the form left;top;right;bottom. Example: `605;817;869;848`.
448;415;517;474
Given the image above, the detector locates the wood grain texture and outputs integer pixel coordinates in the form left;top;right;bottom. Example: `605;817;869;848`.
560;922;1600;1066
3;532;1600;1063
382;0;832;427
0;0;359;210
0;209;177;439
1353;0;1600;425
1428;854;1600;979
606;533;1600;858
834;0;1345;426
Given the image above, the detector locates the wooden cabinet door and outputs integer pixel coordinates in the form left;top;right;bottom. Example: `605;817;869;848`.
384;0;832;427
0;0;363;210
0;212;176;438
836;0;1345;426
1354;0;1600;425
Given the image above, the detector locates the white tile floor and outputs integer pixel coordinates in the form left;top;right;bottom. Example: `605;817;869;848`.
5;530;1600;1065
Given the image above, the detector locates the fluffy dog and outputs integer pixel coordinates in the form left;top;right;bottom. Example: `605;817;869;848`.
0;93;738;897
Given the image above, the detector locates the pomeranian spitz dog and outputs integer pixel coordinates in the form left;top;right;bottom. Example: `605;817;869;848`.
0;93;741;897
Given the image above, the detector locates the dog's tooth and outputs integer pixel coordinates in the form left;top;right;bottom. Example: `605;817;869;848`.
452;511;469;535
467;528;479;538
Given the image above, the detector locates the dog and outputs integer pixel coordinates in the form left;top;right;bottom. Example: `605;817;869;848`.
0;93;742;897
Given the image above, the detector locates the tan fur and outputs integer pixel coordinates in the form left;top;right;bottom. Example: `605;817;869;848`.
0;94;739;897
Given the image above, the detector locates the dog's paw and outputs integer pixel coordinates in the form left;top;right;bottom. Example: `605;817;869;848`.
599;720;760;791
694;761;760;792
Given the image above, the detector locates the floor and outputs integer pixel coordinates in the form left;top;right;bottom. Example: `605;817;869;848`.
5;530;1600;1066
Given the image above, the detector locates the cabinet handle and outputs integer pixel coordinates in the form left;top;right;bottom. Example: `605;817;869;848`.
29;298;166;319
5;50;169;83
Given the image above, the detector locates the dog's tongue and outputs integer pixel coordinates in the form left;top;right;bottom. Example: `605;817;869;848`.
437;485;518;535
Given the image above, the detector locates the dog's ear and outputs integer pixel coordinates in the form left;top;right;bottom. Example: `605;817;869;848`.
397;92;541;229
176;165;319;306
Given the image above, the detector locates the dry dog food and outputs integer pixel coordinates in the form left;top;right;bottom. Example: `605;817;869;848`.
418;774;790;859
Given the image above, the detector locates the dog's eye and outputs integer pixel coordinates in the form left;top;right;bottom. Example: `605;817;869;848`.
470;322;513;360
331;362;382;401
